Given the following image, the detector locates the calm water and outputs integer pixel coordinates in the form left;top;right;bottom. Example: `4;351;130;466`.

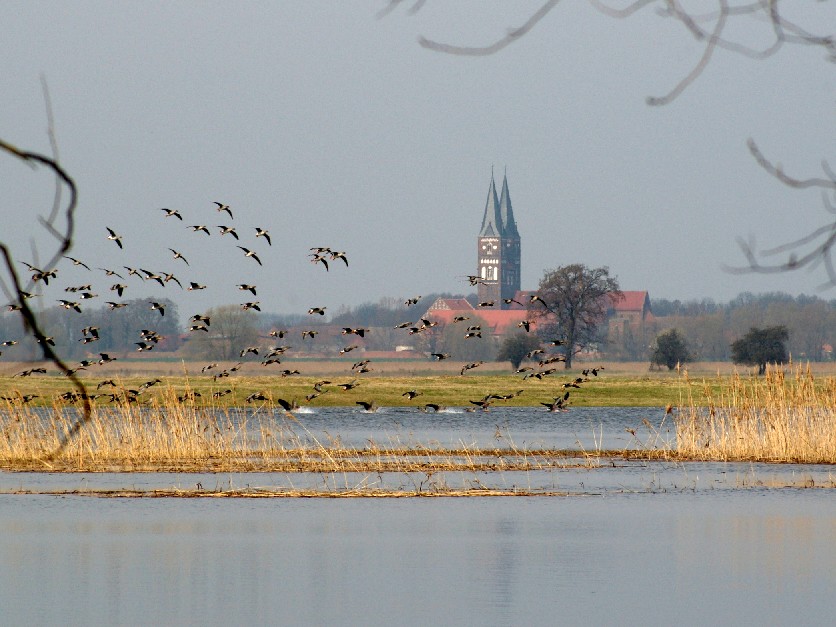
2;407;835;626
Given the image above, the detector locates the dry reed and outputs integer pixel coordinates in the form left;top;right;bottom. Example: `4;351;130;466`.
675;365;836;463
0;385;599;473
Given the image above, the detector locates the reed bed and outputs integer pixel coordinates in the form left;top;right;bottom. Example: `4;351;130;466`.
0;386;600;473
675;365;836;463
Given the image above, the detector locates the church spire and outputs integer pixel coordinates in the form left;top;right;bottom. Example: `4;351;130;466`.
498;173;519;238
478;171;502;237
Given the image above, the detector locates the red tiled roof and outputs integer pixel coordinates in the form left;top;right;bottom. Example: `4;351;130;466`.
610;291;650;313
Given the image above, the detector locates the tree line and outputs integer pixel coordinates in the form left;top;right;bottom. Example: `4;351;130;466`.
613;292;836;363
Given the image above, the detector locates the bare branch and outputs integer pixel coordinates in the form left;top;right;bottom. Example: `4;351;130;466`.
418;0;561;56
747;139;836;191
646;0;729;106
0;138;92;459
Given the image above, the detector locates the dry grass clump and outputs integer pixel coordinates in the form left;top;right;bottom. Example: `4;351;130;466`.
675;365;836;463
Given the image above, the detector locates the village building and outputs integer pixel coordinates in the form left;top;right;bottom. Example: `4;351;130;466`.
425;171;653;339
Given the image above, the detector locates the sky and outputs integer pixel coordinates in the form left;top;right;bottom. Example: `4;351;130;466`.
2;1;835;321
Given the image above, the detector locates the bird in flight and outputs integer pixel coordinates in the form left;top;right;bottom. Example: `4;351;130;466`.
188;225;211;235
214;202;233;219
241;301;261;311
168;248;189;265
237;246;262;265
329;250;348;267
58;299;82;313
106;227;123;249
308;307;326;315
150;302;166;316
160;208;183;220
217;225;238;239
237;284;257;295
255;227;271;246
63;256;91;270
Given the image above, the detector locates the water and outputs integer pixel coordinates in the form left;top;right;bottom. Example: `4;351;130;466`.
2;407;835;626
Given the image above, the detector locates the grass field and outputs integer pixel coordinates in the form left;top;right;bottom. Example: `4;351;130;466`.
0;358;808;408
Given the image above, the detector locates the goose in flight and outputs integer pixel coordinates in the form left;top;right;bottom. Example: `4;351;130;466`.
237;246;262;265
150;301;166;316
214;202;233;219
308;306;326;315
241;301;261;311
310;253;329;271
162;272;183;288
188;225;211;235
329;250;348;267
217;225;239;239
110;283;127;297
356;400;377;412
404;296;421;306
98;267;125;279
168;248;189;265
254;227;271;246
63;256;91;270
190;314;211;326
58;299;82;313
187;282;206;291
160;208;183;220
106;227;123;249
460;361;484;375
237;284;257;295
106;301;128;310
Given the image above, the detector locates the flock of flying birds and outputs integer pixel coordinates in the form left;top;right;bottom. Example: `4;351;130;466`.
3;201;605;411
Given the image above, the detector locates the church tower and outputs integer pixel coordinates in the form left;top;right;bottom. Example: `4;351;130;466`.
477;170;521;308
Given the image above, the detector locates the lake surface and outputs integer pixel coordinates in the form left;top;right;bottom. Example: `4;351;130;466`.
3;407;835;626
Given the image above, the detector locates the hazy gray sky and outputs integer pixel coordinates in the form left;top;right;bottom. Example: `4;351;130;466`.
2;2;835;319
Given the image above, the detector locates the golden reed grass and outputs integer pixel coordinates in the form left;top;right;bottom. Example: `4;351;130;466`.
675;364;836;463
0;386;596;473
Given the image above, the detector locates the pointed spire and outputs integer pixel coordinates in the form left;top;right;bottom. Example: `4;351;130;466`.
479;171;502;237
498;172;519;238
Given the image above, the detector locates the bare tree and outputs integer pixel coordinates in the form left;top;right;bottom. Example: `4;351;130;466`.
530;264;622;369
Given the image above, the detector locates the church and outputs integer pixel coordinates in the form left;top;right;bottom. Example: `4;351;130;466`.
426;170;653;337
475;170;521;308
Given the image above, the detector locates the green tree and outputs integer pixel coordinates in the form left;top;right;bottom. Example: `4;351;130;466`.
530;264;621;369
731;326;789;375
650;329;692;371
496;332;542;370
